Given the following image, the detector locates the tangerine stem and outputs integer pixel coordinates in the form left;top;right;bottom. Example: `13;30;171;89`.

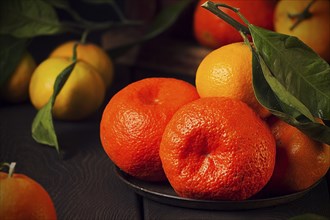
8;162;16;178
80;29;89;45
288;0;316;31
72;42;79;62
201;1;250;36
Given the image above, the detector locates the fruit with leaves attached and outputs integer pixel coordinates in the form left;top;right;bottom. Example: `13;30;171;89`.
29;57;105;120
195;42;270;118
194;0;276;48
49;41;114;87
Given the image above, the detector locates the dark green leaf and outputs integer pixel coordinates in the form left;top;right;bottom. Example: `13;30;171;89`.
32;61;76;153
108;0;193;58
0;0;63;38
252;50;330;144
32;100;59;152
0;35;28;88
254;48;315;121
249;25;330;120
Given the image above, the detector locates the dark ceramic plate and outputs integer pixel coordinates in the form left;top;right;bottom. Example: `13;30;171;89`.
115;167;320;211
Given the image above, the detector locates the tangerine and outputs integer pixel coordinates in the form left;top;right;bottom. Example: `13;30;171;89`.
194;0;276;48
0;52;36;103
160;97;276;200
274;0;330;62
0;164;57;220
29;57;105;120
100;77;199;181
49;41;114;87
195;42;270;118
263;116;330;195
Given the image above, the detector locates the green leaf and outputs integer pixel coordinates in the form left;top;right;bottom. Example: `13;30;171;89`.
32;100;59;151
32;61;76;153
252;50;330;144
254;49;315;121
0;35;28;88
108;0;193;58
249;25;330;120
0;0;63;38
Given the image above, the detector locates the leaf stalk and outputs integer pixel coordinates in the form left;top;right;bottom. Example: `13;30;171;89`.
201;1;250;36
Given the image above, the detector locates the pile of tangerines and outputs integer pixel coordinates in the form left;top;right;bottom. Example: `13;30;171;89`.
100;0;330;201
100;42;330;201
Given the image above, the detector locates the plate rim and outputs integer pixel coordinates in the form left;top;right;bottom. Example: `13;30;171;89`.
114;166;321;211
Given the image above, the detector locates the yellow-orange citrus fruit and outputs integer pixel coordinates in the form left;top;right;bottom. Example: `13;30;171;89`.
160;97;276;200
274;0;330;61
100;77;199;181
263;116;330;195
0;52;36;103
49;41;114;87
29;57;105;120
195;42;270;118
194;0;276;48
0;172;57;220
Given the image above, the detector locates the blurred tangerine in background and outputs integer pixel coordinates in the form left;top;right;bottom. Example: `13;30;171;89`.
193;0;276;48
274;0;330;62
0;52;36;103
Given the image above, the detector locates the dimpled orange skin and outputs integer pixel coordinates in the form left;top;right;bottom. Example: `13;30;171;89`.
0;172;57;220
263;117;330;195
100;78;200;182
160;97;276;200
195;42;271;118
